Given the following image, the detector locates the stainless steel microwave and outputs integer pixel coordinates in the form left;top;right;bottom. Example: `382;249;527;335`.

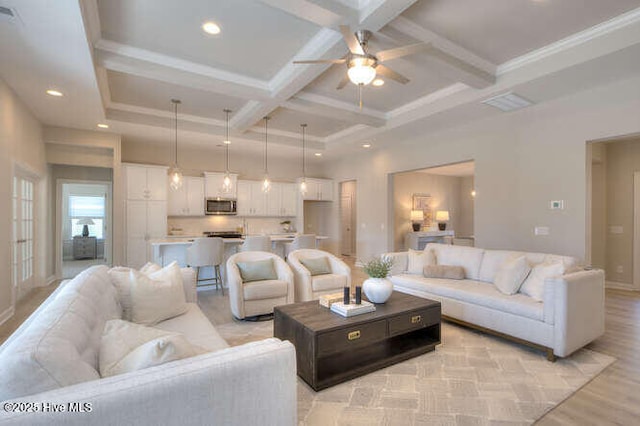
205;198;237;215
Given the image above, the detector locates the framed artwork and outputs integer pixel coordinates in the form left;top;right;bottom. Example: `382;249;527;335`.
412;194;433;229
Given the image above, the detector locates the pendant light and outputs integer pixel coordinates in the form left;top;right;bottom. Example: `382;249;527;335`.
262;116;271;193
222;109;232;194
169;99;183;190
299;124;307;195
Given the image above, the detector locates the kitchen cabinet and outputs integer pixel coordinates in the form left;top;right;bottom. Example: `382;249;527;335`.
237;180;266;216
126;200;167;268
266;183;297;216
124;164;167;201
168;176;205;216
299;178;334;201
205;172;238;199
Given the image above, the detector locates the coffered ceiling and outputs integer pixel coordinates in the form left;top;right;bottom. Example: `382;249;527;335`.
1;0;640;160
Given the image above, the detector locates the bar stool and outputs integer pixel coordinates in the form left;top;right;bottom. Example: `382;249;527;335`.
283;234;316;259
186;237;224;294
239;235;271;252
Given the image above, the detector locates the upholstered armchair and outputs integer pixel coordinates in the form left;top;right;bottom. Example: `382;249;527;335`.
226;251;294;319
287;249;351;302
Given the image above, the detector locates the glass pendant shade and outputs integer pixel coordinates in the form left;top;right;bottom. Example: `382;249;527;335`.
169;99;183;190
222;109;233;194
299;123;308;195
222;173;232;193
262;175;271;193
299;178;307;196
347;57;376;85
262;116;271;193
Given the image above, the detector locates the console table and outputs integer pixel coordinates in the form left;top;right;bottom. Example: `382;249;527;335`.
73;236;97;260
404;230;455;250
274;292;441;391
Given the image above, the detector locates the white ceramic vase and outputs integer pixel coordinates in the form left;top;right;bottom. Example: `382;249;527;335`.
362;277;393;304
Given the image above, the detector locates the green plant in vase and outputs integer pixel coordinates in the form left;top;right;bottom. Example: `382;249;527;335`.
361;257;394;303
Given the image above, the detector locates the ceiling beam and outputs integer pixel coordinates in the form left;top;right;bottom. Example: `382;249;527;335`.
258;0;358;27
387;16;496;88
285;93;386;127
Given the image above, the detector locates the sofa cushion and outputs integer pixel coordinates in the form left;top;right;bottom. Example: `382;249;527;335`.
427;243;485;280
299;256;331;276
99;319;206;378
494;256;531;295
407;249;435;274
478;250;524;283
155;304;229;352
128;263;189;325
423;265;465;280
0;265;120;401
390;274;543;321
237;259;278;283
520;262;565;301
243;279;289;301
311;273;347;292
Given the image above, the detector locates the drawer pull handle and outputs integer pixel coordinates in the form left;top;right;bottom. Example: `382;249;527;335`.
411;315;422;324
347;330;361;340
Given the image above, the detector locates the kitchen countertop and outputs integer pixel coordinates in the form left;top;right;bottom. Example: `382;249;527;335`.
150;235;328;246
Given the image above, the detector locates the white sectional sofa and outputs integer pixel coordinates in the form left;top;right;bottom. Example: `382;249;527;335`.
384;244;605;360
0;265;297;426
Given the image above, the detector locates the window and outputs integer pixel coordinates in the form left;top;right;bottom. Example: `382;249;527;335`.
69;195;105;239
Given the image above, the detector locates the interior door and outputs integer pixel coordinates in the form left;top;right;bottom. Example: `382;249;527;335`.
12;175;35;295
341;194;353;256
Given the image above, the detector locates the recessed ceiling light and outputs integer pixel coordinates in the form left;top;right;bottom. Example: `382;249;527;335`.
372;79;384;87
223;140;231;145
46;89;63;97
202;21;221;35
362;143;371;148
97;123;109;129
314;152;322;157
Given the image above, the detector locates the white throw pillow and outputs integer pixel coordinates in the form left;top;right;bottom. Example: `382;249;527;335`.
493;256;531;295
130;262;188;325
108;262;165;321
140;262;162;275
519;262;565;301
99;319;206;377
407;249;435;275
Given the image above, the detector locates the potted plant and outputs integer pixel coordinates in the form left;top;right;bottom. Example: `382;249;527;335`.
280;220;291;232
361;257;394;303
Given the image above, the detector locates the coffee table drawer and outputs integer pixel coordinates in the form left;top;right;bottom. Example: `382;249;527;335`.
317;319;387;356
388;307;440;337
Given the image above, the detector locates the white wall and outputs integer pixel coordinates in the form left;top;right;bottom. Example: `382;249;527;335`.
0;79;47;321
323;75;640;261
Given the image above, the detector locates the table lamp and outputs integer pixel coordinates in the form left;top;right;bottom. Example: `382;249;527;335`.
410;210;423;232
435;211;449;231
77;218;95;237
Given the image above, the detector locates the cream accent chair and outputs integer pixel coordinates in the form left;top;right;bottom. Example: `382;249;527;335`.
240;235;272;252
226;251;294;319
287;249;351;302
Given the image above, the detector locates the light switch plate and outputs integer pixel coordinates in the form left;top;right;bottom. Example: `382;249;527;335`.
550;200;564;210
534;226;550;236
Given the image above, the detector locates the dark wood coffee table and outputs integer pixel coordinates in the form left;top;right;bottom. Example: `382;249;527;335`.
273;291;441;391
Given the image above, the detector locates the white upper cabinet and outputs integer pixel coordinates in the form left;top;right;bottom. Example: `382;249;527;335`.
300;178;333;201
237;180;296;217
124;164;168;201
237;180;266;216
280;183;298;216
168;176;204;216
204;172;238;199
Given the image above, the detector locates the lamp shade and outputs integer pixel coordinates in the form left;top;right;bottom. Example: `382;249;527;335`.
435;211;450;221
77;218;95;225
410;210;423;222
347;57;376;85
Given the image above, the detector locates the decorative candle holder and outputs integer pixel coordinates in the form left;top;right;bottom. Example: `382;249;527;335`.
343;286;350;305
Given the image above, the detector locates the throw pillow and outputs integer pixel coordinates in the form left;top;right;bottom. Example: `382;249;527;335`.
108;263;169;321
130;262;189;325
407;249;435;275
493;256;531;295
99;319;207;377
236;259;278;282
299;257;331;276
140;262;162;275
519;262;565;301
423;264;465;280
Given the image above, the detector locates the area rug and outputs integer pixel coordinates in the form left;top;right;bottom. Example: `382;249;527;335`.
201;294;614;425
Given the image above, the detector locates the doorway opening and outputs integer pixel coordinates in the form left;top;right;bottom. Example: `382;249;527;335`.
57;180;112;279
12;172;36;303
339;181;357;257
390;161;475;251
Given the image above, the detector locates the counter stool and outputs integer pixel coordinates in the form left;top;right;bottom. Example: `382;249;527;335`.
186;237;224;294
240;235;272;252
283;234;316;259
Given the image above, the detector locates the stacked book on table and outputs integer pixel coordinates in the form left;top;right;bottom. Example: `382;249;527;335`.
329;301;375;317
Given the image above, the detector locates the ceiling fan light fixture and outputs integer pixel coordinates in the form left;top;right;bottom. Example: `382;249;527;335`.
372;78;384;87
347;57;376;85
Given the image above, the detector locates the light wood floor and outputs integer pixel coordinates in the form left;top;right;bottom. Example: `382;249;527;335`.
1;271;639;425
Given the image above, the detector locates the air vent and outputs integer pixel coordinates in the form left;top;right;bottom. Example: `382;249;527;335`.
482;92;533;112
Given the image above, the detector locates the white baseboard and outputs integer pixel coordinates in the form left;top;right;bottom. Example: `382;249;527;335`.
46;275;57;286
0;306;15;326
606;280;636;290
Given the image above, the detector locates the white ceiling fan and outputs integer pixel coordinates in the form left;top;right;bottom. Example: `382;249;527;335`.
294;25;429;96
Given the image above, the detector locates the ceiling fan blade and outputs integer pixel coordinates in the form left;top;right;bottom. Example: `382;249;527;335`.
376;42;431;63
375;64;409;84
293;58;346;64
336;73;350;90
339;25;364;55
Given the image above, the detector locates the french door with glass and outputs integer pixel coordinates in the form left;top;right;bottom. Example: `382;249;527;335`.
12;175;35;294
